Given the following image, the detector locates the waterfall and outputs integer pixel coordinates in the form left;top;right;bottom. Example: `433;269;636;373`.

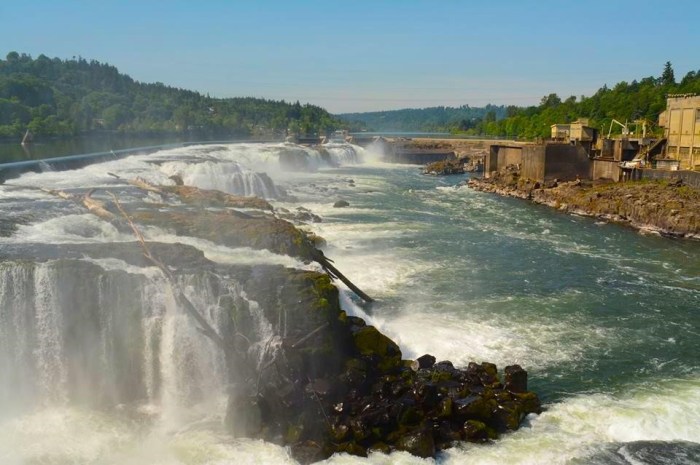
0;259;230;419
159;160;280;199
322;143;364;165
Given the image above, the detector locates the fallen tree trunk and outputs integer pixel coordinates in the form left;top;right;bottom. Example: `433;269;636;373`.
312;250;374;303
119;176;374;303
108;192;225;348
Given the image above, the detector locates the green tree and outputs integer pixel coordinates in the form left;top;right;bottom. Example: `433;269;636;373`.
661;61;675;86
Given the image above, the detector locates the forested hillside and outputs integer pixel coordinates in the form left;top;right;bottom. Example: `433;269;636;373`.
341;63;700;140
0;52;341;140
339;104;507;132
480;63;700;140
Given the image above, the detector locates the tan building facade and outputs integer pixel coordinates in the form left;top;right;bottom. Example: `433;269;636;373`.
659;94;700;170
550;119;596;142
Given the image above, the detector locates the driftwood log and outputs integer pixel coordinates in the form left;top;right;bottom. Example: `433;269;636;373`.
114;176;374;303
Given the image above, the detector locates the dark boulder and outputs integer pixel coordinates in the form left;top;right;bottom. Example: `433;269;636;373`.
416;354;436;369
395;427;436;458
504;364;528;393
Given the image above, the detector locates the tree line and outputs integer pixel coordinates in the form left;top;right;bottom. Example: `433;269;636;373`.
340;62;700;140
477;62;700;139
0;52;342;140
339;104;507;133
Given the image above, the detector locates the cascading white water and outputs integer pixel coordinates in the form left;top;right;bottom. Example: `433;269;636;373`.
0;249;299;465
238;291;281;371
33;265;69;407
0;259;228;420
4;141;695;464
159;160;280;199
323;143;364;165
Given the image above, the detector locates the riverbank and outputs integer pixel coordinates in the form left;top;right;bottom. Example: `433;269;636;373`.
467;169;700;239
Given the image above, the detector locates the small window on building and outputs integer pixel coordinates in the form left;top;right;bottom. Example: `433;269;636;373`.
680;147;690;155
668;146;678;154
696;109;700;122
693;147;700;155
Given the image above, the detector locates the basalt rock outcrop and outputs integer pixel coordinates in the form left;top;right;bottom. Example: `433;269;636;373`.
423;158;467;175
41;178;541;462
162;184;274;210
223;265;542;463
468;167;700;239
128;181;542;461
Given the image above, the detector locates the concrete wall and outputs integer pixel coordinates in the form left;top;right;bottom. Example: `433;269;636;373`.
632;168;700;189
499;146;523;167
491;143;592;182
592;159;620;181
543;144;591;181
485;148;498;176
486;145;523;177
521;145;545;181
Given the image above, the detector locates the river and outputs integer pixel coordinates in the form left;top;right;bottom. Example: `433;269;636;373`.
0;142;698;464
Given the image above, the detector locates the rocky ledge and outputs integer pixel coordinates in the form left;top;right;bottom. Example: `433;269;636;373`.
423;157;483;175
50;177;541;463
468;167;700;239
227;267;542;463
139;180;541;461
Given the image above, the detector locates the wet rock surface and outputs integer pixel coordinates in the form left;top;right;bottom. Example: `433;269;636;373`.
220;264;542;462
468;168;700;239
423;158;467;175
15;177;541;462
163;184;274;210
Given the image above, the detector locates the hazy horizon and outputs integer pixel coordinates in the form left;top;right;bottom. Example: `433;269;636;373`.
1;0;698;113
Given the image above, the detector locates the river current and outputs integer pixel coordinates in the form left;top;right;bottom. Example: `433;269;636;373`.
0;142;698;464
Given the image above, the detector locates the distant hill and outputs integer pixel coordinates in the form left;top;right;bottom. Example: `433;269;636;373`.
340;63;700;140
0;52;342;140
338;104;507;132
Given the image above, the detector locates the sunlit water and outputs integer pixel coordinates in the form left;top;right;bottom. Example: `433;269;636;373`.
0;143;698;464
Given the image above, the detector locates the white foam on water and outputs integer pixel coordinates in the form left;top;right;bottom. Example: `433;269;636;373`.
321;450;435;464
81;257;163;278
0;406;300;465
368;298;604;371
441;377;700;465
297;215;432;297
3;378;697;465
159;160;279;199
138;229;314;269
0;407;133;465
3;213;132;245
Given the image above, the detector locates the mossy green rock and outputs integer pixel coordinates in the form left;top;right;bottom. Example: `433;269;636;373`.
395;428;436;458
454;395;497;420
331;423;349;442
398;406;423;426
436;397;453;418
352;326;402;372
463;420;489;442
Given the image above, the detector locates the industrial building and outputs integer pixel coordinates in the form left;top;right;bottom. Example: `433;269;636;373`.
658;94;700;170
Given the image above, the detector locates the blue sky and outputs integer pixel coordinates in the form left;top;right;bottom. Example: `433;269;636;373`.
1;1;698;113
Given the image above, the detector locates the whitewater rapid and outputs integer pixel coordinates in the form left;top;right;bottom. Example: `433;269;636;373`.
0;142;698;465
